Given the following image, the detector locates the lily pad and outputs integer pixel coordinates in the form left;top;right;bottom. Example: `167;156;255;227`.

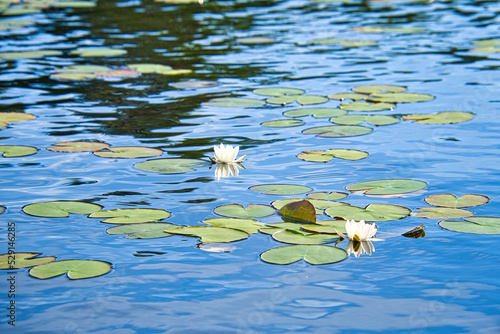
411;207;473;219
95;68;141;79
0;145;38;157
202;218;264;234
134;158;209;174
283;108;347;119
259;222;309;235
302;125;373;138
89;208;171;224
50;1;97;8
296;95;329;105
260;245;347;265
266;96;299;105
272;198;346;214
272;229;339;245
352;85;407;94
346;179;427;196
0;206;4;215
70;47;127;57
22;201;103;218
127;63;173;73
50;72;96;81
330;114;400;126
302;220;347;234
325;203;411;221
328;92;368;101
368;92;434;103
214;203;276;218
253;87;305;96
167;226;249;243
47;141;110;153
171;80;218;89
29;260;112;280
307;192;348;201
93;146;163;159
203;97;265;108
339;101;395;112
278;200;317;224
425;194;489;208
439;217;500;234
56;65;110;73
261;119;305;127
0;252;56;269
106;222;178;239
249;184;313;195
0;112;36;124
298;149;368;162
471;39;500;53
402;111;474;124
0;50;62;60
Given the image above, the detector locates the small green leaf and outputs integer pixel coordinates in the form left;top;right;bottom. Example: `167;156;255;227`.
296;95;329;105
325;203;411;221
411;207;473;219
368;92;434;103
339;101;395;112
23;201;103;218
307;192;348;201
253;87;305;96
272;229;339;245
424;194;490;208
70;47;127;57
29;260;112;280
134;158;209;174
47;141;110;153
127;63;173;73
89;208;171;224
94;146;163;159
214;203;276;218
0;145;38;157
302;220;347;235
168;226;249;243
203;97;265;107
260;245;347;265
330;114;399;126
0;253;56;269
249;184;313;195
0;112;36;123
402;111;474;124
346;179;427;196
202;218;264;234
261;119;305;127
303;125;373;138
266;95;300;105
328;92;368;101
0;50;62;60
278;200;317;224
439;217;500;234
298;149;368;162
106;223;178;239
284;108;347;119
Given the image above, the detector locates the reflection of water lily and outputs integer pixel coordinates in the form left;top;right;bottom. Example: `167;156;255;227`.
346;240;375;258
214;162;243;181
213;143;246;164
335;220;378;241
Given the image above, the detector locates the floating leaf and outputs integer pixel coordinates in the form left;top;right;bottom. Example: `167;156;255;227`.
259;222;309;235
202;218;264;234
330;114;400;126
411;207;473;219
339;101;395;112
171;80;218;89
471;39;500;53
296;95;329;105
298;149;368;162
402;224;426;238
0;50;62;60
311;38;376;47
168;226;249;243
328;92;368;101
278;200;317;224
302;125;373;138
261;119;305;127
50;1;97;8
283;108;347;119
272;229;339;245
56;65;110;73
266;95;301;105
106;222;178;239
127;63;173;73
23;201;103;218
368;92;434;103
346;179;427;196
0;253;56;269
237;37;275;45
0;112;36;124
260;245;347;265
0;145;38;157
0;206;4;215
29;260;112;280
89;208;171;224
272;198;346;214
325;203;411;221
134;158;209;174
203;97;265;108
47;141;110;153
439;217;500;234
70;47;127;57
253;87;305;96
214;204;276;218
307;192;348;201
93;146;163;159
402;111;474;124
95;68;141;78
302;220;347;234
352;85;407;94
249;184;313;195
425;194;489;208
50;72;96;81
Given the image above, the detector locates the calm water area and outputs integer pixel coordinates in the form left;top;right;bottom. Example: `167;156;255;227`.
1;0;500;333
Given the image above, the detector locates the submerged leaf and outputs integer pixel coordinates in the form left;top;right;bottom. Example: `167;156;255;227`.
260;245;347;265
278;200;317;224
29;260;112;280
0;253;56;269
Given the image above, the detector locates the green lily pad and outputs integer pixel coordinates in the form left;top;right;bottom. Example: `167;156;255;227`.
50;72;97;81
0;19;34;31
402;111;474;124
425;194;489;208
57;65;110;73
328;92;369;101
283;108;347;119
330;115;400;126
95;68;141;78
339;101;395;111
29;260;112;280
93;146;163;159
411;207;473;219
0;145;38;157
0;50;62;60
259;222;309;235
266;95;301;105
439;217;500;234
278;200;317;224
271;229;339;245
307;192;348;201
2;7;41;16
352;85;407;94
302;125;373;138
0;112;36;124
127;63;173;73
134;158;209;174
106;222;178;239
249;184;313;195
296;95;329;105
50;1;97;8
302;220;347;234
0;206;4;215
261;119;305;127
260;245;347;265
170;80;218;89
368;92;434;103
89;208;171;224
214;203;276;218
70;47;127;57
202;218;264;234
203;97;265;108
237;37;275;45
47;141;110;153
298;149;368;162
253;87;305;96
346;179;427;196
272;198;346;214
0;252;56;269
471;39;500;53
23;201;103;218
325;203;411;221
168;226;249;243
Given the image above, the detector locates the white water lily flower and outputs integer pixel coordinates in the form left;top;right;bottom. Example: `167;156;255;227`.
346;240;375;258
213;143;245;164
214;163;241;181
335;220;378;241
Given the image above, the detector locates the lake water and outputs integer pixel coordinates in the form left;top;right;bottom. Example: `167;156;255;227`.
1;0;500;333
